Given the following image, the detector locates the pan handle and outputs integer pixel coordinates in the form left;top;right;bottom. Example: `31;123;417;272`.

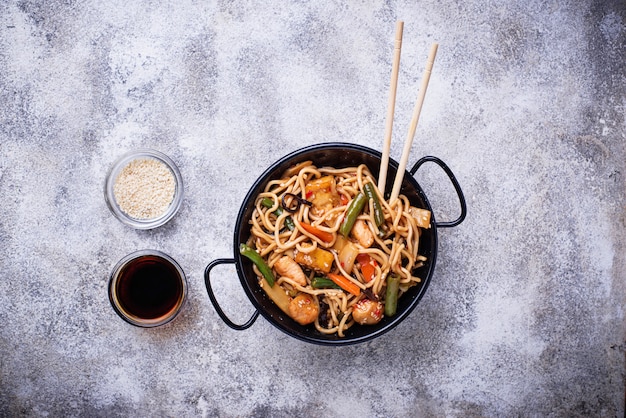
204;258;259;331
410;156;467;228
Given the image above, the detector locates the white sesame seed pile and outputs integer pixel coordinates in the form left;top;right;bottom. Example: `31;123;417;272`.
113;158;176;220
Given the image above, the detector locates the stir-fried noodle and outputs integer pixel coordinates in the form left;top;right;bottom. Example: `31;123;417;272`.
244;161;430;337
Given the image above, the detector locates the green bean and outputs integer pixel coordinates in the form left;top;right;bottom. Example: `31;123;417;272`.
261;197;276;208
261;197;295;231
339;192;367;237
239;243;275;287
311;276;341;289
363;182;384;227
384;275;400;317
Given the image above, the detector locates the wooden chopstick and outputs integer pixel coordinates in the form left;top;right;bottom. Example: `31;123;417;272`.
378;20;404;195
389;42;438;205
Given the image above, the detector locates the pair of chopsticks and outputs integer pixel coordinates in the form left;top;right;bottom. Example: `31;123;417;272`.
378;21;438;204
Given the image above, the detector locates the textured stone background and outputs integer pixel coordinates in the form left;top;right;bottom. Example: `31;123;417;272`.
1;1;624;417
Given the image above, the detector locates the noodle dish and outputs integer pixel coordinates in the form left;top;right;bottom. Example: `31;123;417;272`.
241;160;431;337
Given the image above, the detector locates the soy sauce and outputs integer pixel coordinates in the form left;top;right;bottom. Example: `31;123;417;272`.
116;255;183;320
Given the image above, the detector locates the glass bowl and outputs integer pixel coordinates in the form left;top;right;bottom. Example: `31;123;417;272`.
104;149;184;229
109;249;187;327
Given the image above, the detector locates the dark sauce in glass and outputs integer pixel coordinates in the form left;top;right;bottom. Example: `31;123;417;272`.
116;255;183;319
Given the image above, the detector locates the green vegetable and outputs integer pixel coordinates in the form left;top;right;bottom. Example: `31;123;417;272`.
239;243;275;287
339;192;367;237
384;275;400;317
311;276;342;289
261;197;276;208
261;197;295;231
363;182;384;227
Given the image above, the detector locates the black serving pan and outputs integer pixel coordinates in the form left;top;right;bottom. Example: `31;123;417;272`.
204;142;466;345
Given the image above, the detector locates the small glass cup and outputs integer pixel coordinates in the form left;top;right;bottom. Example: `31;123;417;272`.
104;149;184;229
109;250;187;327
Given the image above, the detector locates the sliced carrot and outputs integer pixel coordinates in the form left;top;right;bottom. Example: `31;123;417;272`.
327;273;361;296
300;222;334;243
356;253;377;283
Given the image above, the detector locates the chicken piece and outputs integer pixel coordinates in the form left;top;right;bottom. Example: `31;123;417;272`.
352;299;384;325
350;219;374;248
274;256;307;286
288;293;319;325
408;207;431;229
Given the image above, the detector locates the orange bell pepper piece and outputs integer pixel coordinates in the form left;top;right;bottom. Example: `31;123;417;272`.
356;253;377;283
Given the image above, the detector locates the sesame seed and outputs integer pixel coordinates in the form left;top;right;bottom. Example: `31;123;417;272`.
113;158;176;219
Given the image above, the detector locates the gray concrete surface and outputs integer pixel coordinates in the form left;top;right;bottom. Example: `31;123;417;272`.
1;1;624;416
